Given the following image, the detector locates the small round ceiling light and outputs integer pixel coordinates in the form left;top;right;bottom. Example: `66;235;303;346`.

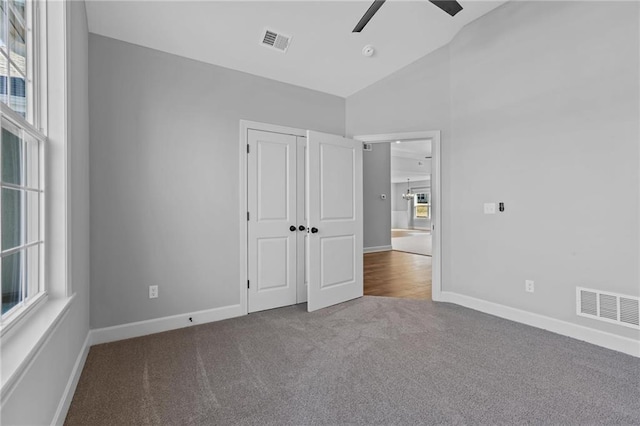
362;45;375;57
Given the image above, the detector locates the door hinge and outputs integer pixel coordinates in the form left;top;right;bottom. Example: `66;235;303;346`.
247;144;250;153
247;212;250;221
247;280;250;289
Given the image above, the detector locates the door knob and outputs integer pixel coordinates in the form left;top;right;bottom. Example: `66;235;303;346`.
299;225;306;231
311;227;319;234
289;226;296;232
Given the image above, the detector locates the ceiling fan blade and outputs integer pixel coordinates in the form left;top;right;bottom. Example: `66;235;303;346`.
352;0;386;33
429;0;463;17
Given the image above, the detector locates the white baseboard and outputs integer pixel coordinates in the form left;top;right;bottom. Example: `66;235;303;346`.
363;245;392;254
51;331;91;426
439;292;640;357
90;304;244;346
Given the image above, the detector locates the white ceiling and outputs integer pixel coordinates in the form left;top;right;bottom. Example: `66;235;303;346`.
390;139;431;159
85;0;507;97
390;139;431;183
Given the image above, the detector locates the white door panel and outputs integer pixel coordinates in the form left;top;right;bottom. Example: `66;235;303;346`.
248;130;297;312
257;142;290;220
320;144;355;220
307;130;363;312
256;237;290;290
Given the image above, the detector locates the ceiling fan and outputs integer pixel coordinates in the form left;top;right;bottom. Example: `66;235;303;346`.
353;0;463;32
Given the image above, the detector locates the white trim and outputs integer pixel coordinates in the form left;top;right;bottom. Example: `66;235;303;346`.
0;292;48;338
353;131;442;301
363;245;392;253
51;331;91;426
0;106;46;143
440;291;640;358
63;0;72;299
90;304;243;346
239;120;308;316
45;0;69;300
0;295;75;403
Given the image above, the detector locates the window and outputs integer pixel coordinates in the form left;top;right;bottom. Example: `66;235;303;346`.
1;0;32;121
1;0;45;327
414;192;430;219
1;117;43;317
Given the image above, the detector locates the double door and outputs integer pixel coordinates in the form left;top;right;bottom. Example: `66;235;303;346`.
247;129;362;313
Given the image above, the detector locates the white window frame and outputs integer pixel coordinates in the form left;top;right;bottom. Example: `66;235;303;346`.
0;0;74;401
0;0;47;336
413;190;430;219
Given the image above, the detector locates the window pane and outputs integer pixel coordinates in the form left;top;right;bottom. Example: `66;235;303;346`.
1;187;23;250
0;1;7;54
10;0;23;21
8;4;26;76
0;52;7;106
1;249;22;314
415;205;429;218
26;189;37;243
416;193;429;204
1;123;22;185
9;62;25;117
25;243;37;299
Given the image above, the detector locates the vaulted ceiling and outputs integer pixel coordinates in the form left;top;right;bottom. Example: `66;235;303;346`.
85;0;507;97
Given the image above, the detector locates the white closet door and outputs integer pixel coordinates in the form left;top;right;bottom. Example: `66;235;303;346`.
248;130;298;313
306;130;363;312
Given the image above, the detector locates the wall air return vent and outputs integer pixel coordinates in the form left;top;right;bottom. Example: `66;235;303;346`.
577;287;640;329
261;29;291;53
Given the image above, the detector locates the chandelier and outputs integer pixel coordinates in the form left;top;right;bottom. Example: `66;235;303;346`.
401;178;414;201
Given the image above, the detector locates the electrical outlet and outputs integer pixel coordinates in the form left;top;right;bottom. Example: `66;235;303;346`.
525;280;535;293
149;285;158;299
484;203;496;214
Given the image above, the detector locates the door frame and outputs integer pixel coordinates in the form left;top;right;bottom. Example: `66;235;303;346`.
353;131;443;302
239;120;307;315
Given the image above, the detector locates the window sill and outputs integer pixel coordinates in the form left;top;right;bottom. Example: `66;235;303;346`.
0;294;75;401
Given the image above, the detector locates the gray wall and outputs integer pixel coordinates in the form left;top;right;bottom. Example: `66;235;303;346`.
347;42;453;287
347;1;639;340
89;35;345;328
2;2;91;424
363;143;391;249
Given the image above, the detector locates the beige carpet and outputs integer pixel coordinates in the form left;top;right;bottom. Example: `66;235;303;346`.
391;228;431;256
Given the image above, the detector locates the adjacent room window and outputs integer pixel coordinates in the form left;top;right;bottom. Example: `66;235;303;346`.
1;0;45;326
414;192;430;219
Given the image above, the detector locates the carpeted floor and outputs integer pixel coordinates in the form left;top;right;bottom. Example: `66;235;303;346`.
392;229;432;256
66;297;640;425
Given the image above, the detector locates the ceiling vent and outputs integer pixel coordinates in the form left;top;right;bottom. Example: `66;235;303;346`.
577;287;640;329
261;29;291;53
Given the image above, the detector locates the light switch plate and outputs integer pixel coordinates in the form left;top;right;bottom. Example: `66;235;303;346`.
484;203;496;214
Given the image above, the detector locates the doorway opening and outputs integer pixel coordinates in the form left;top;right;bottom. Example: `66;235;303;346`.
356;131;441;302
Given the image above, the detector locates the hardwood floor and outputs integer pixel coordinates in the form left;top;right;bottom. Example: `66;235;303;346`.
363;251;432;300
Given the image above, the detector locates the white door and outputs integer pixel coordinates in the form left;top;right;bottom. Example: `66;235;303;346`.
247;129;298;312
306;130;363;312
